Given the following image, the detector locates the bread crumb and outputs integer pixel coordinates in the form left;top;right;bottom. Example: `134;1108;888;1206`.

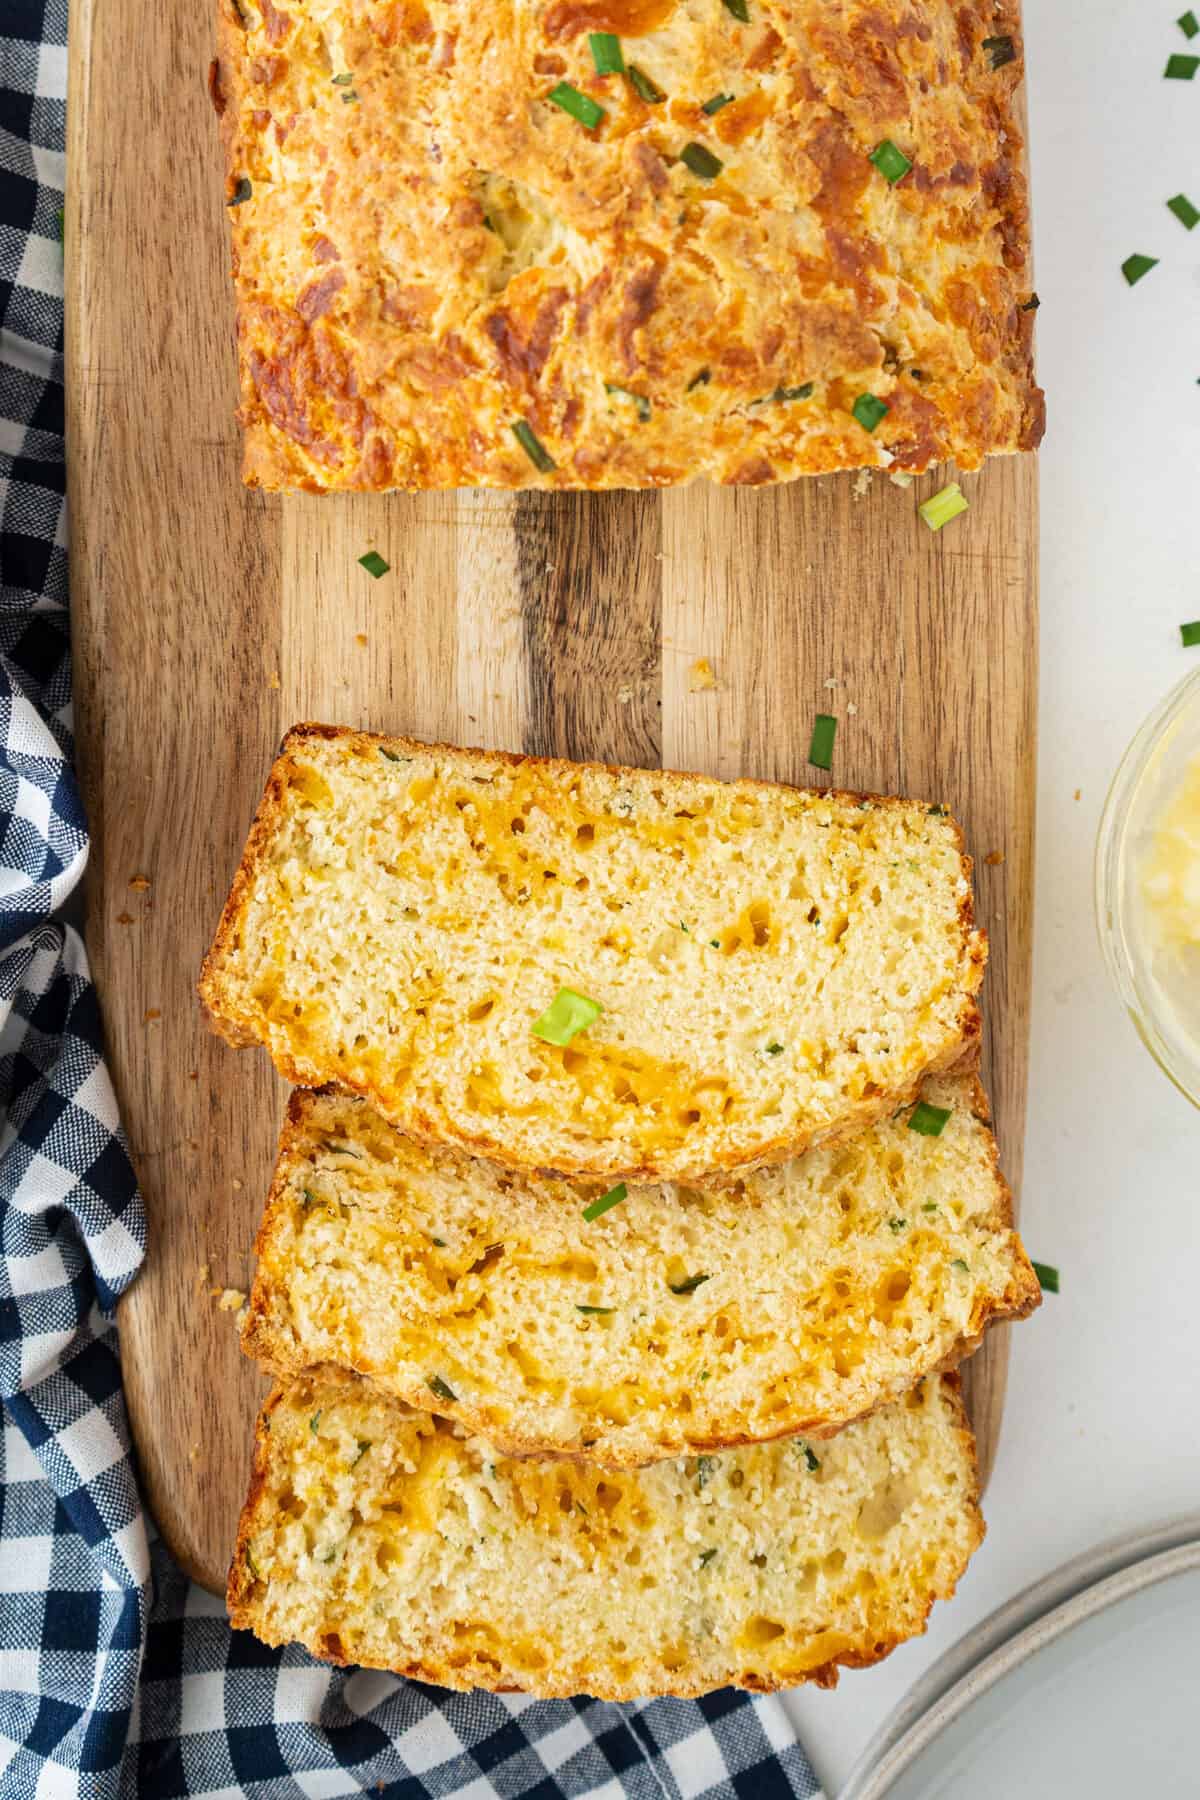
890;471;914;489
355;633;368;646
197;1263;210;1286
143;1008;162;1023
984;851;1006;867
617;683;634;705
846;702;858;717
1073;788;1082;802
689;658;717;692
128;875;151;892
268;670;281;690
824;677;837;690
189;1443;201;1464
188;1070;198;1081
232;1177;244;1191
852;469;872;499
213;1287;247;1319
116;911;134;925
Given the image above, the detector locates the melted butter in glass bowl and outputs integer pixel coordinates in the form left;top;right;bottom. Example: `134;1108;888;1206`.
1097;668;1200;1107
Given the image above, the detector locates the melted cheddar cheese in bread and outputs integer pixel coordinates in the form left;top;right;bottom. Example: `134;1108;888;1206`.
209;0;1043;491
229;1371;984;1696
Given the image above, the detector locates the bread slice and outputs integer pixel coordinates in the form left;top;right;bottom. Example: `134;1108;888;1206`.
200;729;986;1181
228;1370;983;1699
242;1074;1039;1466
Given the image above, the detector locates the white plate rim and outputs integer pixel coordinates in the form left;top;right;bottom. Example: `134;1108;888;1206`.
839;1527;1200;1800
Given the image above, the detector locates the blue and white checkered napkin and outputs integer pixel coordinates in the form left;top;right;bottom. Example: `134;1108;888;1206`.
0;7;824;1795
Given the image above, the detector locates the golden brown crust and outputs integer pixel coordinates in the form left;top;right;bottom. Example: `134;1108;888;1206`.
212;0;1043;491
227;1371;985;1698
199;724;988;1183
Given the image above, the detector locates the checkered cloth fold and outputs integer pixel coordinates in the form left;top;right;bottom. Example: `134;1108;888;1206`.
0;6;824;1796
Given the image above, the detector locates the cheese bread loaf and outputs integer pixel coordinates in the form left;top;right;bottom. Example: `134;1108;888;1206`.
243;1074;1039;1465
201;729;986;1181
228;1371;983;1698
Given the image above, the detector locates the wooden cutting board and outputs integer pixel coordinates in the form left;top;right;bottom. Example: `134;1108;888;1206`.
66;0;1037;1597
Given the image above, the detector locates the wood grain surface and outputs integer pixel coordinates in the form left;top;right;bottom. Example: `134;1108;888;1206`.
66;0;1038;1597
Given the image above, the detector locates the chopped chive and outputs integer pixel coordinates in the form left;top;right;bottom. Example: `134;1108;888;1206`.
512;419;556;471
576;1303;616;1315
1181;9;1200;36
922;1201;939;1213
951;1257;969;1274
427;1374;458;1403
547;81;605;129
868;139;911;184
331;72;354;84
795;1440;820;1472
341;89;359;103
687;367;712;391
430;1236;447;1247
888;1217;908;1233
919;482;969;532
981;34;1016;69
627;63;666;103
709;937;720;948
702;91;735;114
309;1411;322;1433
605;381;651;422
351;1440;372;1465
533;986;602;1045
699;1547;718;1566
227;177;252;206
1121;254;1159;286
852;392;890;433
669;1273;711;1294
301;1186;321;1206
358;550;389;578
808;712;837;770
1021;293;1040;311
756;382;813;404
1168;193;1200;230
54;207;64;242
764;1042;784;1056
928;803;948;816
1032;1260;1060;1294
909;1101;951;1137
589;31;624;73
1165;52;1200;77
379;747;405;762
721;0;749;18
680;142;723;180
1181;621;1200;647
696;1454;719;1488
583;1182;628;1223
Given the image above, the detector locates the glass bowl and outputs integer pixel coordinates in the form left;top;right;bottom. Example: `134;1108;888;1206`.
1096;666;1200;1109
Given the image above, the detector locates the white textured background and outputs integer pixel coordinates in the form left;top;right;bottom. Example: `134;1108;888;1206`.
782;1;1200;1788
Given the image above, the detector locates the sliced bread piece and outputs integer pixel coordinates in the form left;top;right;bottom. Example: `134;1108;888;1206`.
201;729;986;1181
242;1075;1039;1466
228;1370;983;1699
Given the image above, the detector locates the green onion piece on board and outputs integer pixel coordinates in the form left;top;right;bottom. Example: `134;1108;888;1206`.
868;139;911;184
626;64;666;103
358;550;389;578
1032;1261;1060;1294
582;1182;628;1223
1181;622;1200;647
852;392;889;432
532;987;603;1045
512;420;556;471
1168;193;1200;230
808;713;837;770
1165;53;1200;77
547;81;606;128
589;31;624;73
1121;254;1158;286
702;92;735;114
919;482;969;532
680;142;723;179
909;1101;952;1137
1181;10;1200;36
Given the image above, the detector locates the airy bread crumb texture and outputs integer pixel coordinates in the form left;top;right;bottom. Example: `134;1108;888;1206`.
201;730;986;1181
243;1074;1039;1465
228;1370;983;1698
